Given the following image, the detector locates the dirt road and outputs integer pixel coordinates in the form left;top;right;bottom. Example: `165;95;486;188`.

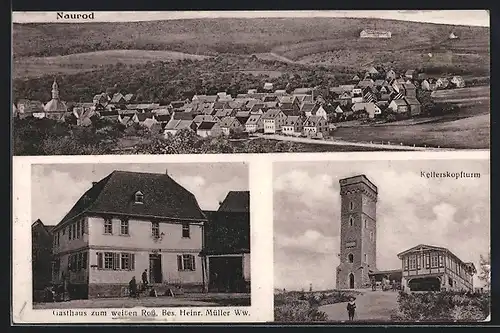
319;290;399;322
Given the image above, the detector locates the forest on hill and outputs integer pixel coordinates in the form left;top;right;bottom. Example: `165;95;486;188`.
12;56;350;104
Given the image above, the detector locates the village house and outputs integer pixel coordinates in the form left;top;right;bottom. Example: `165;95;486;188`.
244;114;263;133
49;170;210;299
357;79;375;89
132;112;155;125
193;114;219;126
201;191;250;293
388;99;410;114
215;109;235;119
263;82;274;91
196;121;223;138
436;77;450;89
359;29;392;38
219;117;243;136
405;69;417;80
110;93;127;108
73;107;96;127
192;95;219;103
352;102;382;119
262;109;287;134
163;119;197;136
386;69;397;81
42;79;68;120
32;219;54;302
404;97;422;116
302;116;328;138
451;76;466;88
301;103;327;120
351;88;364;104
449;32;459;40
282;115;305;136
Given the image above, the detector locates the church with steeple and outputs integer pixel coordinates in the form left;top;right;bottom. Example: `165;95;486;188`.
42;78;68;119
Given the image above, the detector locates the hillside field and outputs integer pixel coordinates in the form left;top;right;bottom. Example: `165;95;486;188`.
13;18;490;76
13;50;210;79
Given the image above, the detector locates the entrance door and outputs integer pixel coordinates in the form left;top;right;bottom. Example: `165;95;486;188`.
209;257;244;292
149;254;162;284
349;273;355;289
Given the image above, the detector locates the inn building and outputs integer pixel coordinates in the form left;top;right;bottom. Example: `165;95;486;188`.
336;174;475;292
49;170;249;299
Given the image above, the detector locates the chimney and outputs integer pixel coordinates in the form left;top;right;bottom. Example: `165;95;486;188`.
92;182;97;186
165;169;168;175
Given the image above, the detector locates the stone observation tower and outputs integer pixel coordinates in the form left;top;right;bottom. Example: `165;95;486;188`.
336;175;378;289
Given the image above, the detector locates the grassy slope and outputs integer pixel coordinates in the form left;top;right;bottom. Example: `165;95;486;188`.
13;50;211;79
13;18;489;74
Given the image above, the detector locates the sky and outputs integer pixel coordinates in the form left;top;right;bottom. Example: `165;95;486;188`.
31;162;248;226
273;159;490;291
12;10;489;27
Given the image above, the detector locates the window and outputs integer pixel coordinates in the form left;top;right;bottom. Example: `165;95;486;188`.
177;254;196;271
80;219;85;236
404;257;409;270
364;253;367;263
364;219;367;229
135;191;144;204
120;219;129;235
431;253;439;268
439;255;444;268
182;223;190;238
62;228;66;235
82;252;87;269
417;255;422;269
409;255;417;269
121;253;131;270
152;222;160;238
104;252;113;269
104;218;113;234
69;224;72;240
76;220;81;239
426;254;430;268
97;252;103;269
350;201;354;210
72;224;77;239
370;231;374;242
349;216;354;227
348;253;354;263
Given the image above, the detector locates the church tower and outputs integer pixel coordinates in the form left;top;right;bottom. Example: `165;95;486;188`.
336;175;378;289
51;78;60;100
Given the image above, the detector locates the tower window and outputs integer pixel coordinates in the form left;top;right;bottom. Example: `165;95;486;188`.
349;216;354;227
350;201;354;210
348;253;354;263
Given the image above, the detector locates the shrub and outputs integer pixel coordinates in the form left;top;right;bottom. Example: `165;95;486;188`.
392;291;490;322
274;300;328;322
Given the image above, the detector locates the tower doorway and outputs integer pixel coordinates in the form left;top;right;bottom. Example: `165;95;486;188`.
349;273;355;289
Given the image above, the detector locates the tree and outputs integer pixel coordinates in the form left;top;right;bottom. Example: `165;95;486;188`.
478;252;491;289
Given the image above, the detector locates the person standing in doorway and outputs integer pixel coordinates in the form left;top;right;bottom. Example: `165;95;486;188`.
347;297;356;321
129;276;138;298
142;269;148;291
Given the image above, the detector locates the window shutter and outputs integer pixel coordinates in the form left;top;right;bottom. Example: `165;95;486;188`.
97;252;103;269
82;252;88;269
113;253;120;270
177;255;182;271
130;254;135;270
191;255;196;271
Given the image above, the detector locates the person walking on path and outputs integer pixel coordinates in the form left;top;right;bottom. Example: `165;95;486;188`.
142;269;149;291
129;276;138;298
347;297;357;321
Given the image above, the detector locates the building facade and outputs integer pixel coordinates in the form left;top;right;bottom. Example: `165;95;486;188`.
336;175;378;289
32;219;54;301
50;170;208;299
398;244;476;292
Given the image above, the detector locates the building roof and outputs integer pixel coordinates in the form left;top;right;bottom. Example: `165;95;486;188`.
284;115;303;125
219;117;238;127
303;116;324;127
293;87;313;94
201;210;250;255
339;175;378;193
397;244;475;272
55;170;207;229
164;119;193;130
391;99;408;107
135;112;154;122
197;121;218;130
404;97;421;106
218;191;250;213
193;115;217;123
245;114;261;125
44;99;67;112
110;93;125;104
301;103;318;113
262;109;283;119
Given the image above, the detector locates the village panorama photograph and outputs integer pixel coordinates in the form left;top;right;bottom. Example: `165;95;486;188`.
12;10;489;155
273;159;490;322
30;162;251;309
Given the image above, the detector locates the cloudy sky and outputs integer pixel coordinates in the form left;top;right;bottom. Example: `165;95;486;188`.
273;159;490;291
32;162;248;226
12;10;489;27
